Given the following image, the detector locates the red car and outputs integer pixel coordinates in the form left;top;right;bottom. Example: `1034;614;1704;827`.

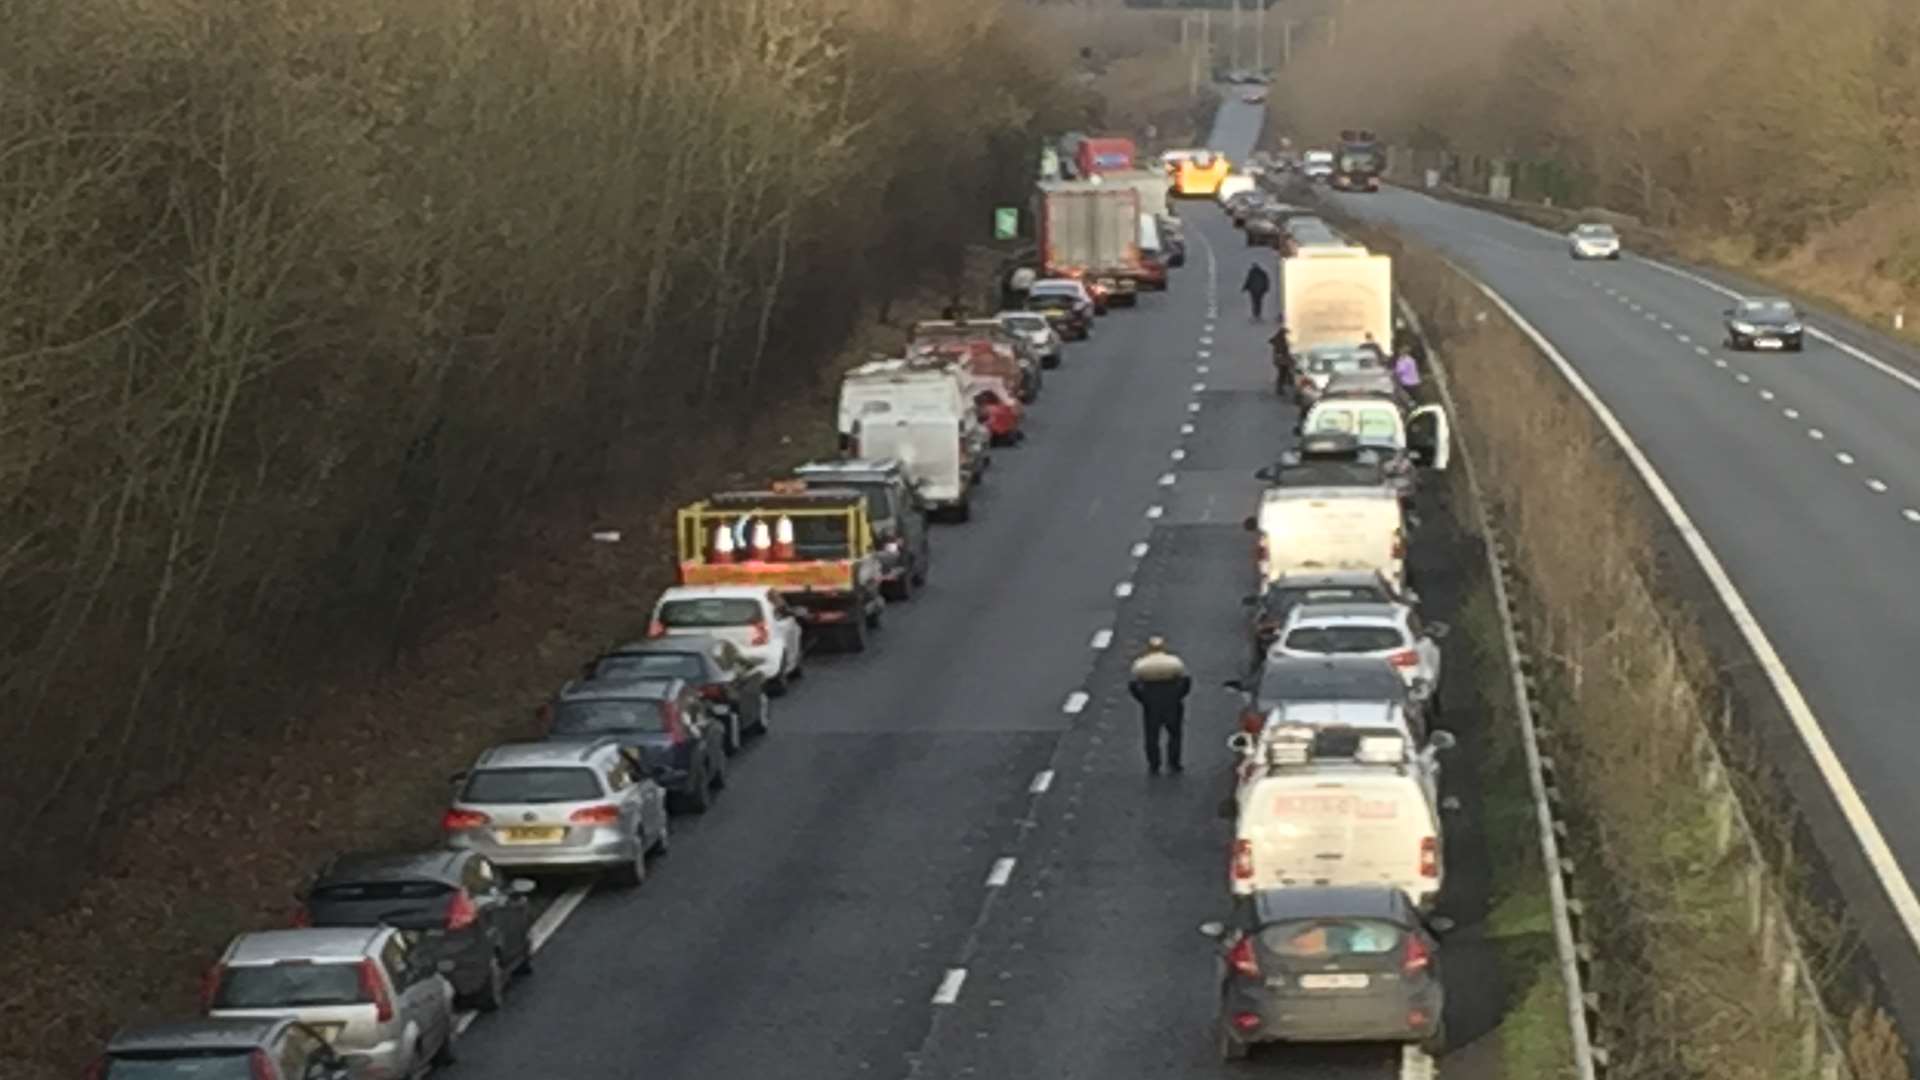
971;379;1025;446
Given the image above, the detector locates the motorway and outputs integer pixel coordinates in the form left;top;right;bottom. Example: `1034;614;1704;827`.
1240;86;1920;1025
444;102;1467;1079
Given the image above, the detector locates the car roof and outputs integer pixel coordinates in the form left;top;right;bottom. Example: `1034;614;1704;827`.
316;849;466;885
557;676;682;702
225;926;386;964
473;738;619;769
107;1017;292;1053
1252;885;1410;924
656;584;773;601
1285;602;1405;624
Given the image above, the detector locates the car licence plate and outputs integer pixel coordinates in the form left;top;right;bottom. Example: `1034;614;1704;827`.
1300;973;1371;990
1756;338;1783;349
496;826;564;844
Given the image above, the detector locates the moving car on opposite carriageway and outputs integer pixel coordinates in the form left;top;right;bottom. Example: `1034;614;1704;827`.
1723;296;1805;352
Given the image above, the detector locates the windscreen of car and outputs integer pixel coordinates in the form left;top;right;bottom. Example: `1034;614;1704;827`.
1027;294;1075;311
592;653;707;681
1284;625;1408;653
1260;918;1406;958
1576;225;1616;237
658;597;762;627
463;767;604;803
550;700;671;735
1000;314;1047;332
212;962;368;1009
1276;462;1383;487
1305;348;1379;375
1269;586;1383;614
1740;300;1794;317
105;1052;262;1078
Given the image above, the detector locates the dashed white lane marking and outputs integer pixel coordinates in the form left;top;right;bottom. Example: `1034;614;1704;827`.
1191;381;1207;392
1644;312;1658;322
530;884;591;949
1678;333;1692;343
1784;408;1801;419
1090;629;1113;650
1063;691;1090;714
1196;364;1210;374
1170;448;1186;461
1837;452;1855;465
1181;423;1195;435
1130;541;1150;558
1199;336;1215;346
1759;389;1774;400
1158;472;1177;486
1146;505;1164;519
1713;358;1728;367
1696;345;1711;356
1114;581;1134;598
1905;509;1920;523
1204;322;1216;332
1197;349;1212;359
1029;770;1054;794
932;968;968;1005
1810;428;1826;440
1187;401;1202;412
986;858;1016;888
1735;373;1751;384
1868;479;1889;493
1659;320;1674;331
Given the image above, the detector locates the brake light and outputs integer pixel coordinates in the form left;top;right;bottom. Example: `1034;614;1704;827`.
1239;709;1264;735
748;618;770;646
358;958;395;1023
1255;536;1268;564
446;891;480;930
646;619;667;638
1232;839;1254;882
699;684;729;702
249;1049;276;1080
1391;529;1405;559
662;700;688;743
83;1058;107;1080
568;803;622;826
1420;836;1439;878
441;808;491;831
1228;936;1260;978
199;964;225;1009
1389;649;1421;669
290;906;312;928
1404;932;1432;975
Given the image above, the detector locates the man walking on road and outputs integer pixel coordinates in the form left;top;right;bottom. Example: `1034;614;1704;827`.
1129;636;1193;775
1241;262;1271;322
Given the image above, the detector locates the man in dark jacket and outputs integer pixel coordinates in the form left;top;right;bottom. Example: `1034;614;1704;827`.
1270;322;1294;396
1128;636;1194;774
1242;263;1271;321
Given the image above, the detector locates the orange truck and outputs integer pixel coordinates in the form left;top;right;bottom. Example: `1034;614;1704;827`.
675;484;886;650
1175;151;1232;197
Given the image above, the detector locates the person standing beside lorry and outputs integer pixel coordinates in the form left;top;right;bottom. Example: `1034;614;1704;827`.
1129;636;1194;775
1242;263;1271;321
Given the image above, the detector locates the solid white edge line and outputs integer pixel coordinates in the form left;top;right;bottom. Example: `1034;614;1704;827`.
1090;629;1114;650
1029;769;1054;794
1637;256;1920;396
1063;690;1090;714
1400;1044;1437;1080
986;858;1016;888
932;967;967;1005
1460;268;1920;956
458;879;594;1034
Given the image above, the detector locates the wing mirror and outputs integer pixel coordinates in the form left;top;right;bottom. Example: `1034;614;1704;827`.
1198;920;1227;940
1411;677;1434;698
1221;677;1248;693
1427;620;1451;640
1426;914;1457;936
1242;515;1258;532
1239;594;1258;608
1253;465;1277;482
447;769;470;786
1227;731;1256;755
1428;730;1457;753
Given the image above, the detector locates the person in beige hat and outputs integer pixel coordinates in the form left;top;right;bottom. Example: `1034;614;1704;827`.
1128;635;1193;774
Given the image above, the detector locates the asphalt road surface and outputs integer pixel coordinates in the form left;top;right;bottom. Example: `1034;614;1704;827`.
444;103;1470;1079
1244;88;1920;1024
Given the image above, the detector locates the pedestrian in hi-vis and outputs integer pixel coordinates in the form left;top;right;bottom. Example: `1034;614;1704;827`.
1129;636;1193;775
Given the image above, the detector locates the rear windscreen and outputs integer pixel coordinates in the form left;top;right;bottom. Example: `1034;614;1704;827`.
659;598;761;626
311;880;451;903
551;700;669;735
1257;666;1406;703
106;1053;259;1078
212;962;367;1009
463;767;603;804
1260;918;1404;958
593;653;705;680
1284;626;1407;653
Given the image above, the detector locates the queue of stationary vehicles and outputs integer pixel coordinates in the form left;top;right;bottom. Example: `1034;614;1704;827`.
1198;200;1461;1061
84;136;1182;1080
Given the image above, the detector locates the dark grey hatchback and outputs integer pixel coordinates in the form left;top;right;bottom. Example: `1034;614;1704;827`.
1201;886;1447;1060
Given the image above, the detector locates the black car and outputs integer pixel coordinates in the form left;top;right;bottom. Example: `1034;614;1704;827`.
1724;297;1804;351
1026;289;1092;340
1202;886;1447;1060
792;459;933;600
296;849;535;1011
1225;655;1427;741
582;634;770;752
543;677;729;813
90;1018;352;1080
1241;570;1411;667
1257;433;1416;507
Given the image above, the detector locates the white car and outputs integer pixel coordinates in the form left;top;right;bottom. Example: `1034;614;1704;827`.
995;310;1064;368
1568;222;1621;260
648;585;803;689
1269;602;1446;704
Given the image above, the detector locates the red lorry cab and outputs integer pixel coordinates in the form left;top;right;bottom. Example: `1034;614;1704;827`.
1076;137;1137;178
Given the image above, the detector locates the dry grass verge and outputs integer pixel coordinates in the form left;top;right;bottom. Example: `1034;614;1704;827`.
1341;221;1911;1080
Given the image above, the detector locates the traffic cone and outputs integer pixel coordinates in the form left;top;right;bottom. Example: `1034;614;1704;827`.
773;516;796;560
749;519;773;561
710;523;736;563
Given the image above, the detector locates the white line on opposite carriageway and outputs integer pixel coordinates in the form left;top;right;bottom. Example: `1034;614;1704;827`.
1029;770;1054;794
1063;691;1090;714
1114;581;1135;597
932;968;967;1005
1090;629;1113;650
986;858;1015;888
1131;541;1150;557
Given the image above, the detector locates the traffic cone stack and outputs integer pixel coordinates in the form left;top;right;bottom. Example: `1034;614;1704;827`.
749;519;773;561
710;522;736;563
773;516;796;560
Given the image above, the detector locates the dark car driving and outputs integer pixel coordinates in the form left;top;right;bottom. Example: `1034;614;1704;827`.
1242;570;1410;666
543;677;729;813
581;634;770;752
1204;886;1447;1060
296;849;534;1011
1723;296;1804;351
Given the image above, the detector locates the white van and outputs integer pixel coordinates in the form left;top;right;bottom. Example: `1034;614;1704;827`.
1216;173;1257;203
1226;725;1448;908
1248;485;1407;592
838;363;985;521
1300;394;1451;471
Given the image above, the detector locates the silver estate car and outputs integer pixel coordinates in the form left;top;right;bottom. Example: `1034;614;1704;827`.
203;926;455;1080
90;1016;353;1079
442;736;669;887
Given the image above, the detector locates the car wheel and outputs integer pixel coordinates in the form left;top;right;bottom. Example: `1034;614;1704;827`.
754;695;772;735
1421;1018;1448;1056
710;750;728;791
1217;1016;1249;1061
682;767;713;814
912;557;929;587
883;572;911;602
651;815;671;855
608;840;647;887
432;1029;458;1067
724;716;743;755
843;612;869;653
767;674;788;697
467;953;508;1013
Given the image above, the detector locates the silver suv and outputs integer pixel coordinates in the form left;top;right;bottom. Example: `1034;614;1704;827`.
442;736;669;887
203;926;455;1079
